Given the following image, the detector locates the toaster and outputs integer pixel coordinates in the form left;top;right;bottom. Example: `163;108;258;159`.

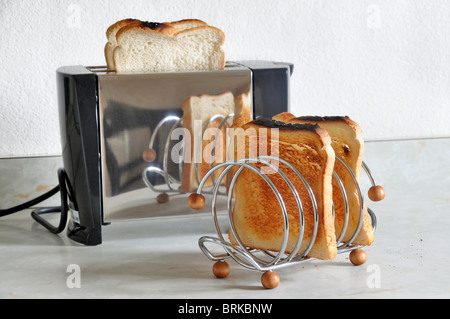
57;61;294;246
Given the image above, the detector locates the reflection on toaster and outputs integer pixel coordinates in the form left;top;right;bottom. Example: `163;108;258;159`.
141;89;253;196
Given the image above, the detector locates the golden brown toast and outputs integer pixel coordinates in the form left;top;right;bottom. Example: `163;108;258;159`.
228;119;337;260
273;113;375;246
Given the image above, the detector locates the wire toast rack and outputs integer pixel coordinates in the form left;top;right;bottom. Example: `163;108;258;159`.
142;114;385;289
189;154;385;289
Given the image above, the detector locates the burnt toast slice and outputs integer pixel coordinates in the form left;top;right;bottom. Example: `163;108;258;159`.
273;113;375;246
228;119;337;260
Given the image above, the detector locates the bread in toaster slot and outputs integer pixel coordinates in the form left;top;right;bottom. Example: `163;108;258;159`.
228;119;338;261
105;18;225;73
105;19;141;70
272;113;375;247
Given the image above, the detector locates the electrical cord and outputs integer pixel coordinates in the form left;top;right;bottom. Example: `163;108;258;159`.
0;168;70;234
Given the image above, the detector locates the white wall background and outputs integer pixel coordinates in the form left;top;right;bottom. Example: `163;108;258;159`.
1;0;449;158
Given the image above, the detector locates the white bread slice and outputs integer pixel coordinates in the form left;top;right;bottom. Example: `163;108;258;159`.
105;19;209;71
113;20;225;73
273;113;375;246
229;119;337;261
181;92;235;192
105;19;141;70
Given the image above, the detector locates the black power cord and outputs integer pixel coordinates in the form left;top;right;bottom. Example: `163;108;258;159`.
0;168;71;234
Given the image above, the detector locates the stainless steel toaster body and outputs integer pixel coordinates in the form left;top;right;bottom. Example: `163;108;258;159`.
57;61;293;245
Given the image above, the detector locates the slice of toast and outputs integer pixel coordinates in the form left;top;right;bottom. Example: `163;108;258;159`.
229;119;337;260
113;20;225;73
273;113;375;246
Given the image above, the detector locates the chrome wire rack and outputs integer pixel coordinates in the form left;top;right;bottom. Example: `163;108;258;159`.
190;155;384;289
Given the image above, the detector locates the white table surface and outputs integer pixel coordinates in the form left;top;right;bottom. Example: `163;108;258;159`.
1;138;449;299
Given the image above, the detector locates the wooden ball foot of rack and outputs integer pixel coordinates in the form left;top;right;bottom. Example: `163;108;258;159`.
213;261;230;279
261;271;280;289
349;249;367;266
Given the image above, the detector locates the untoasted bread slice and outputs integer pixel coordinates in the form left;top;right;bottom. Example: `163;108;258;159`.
105;19;210;71
113;20;225;73
273;113;375;246
229;119;337;260
105;19;141;70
